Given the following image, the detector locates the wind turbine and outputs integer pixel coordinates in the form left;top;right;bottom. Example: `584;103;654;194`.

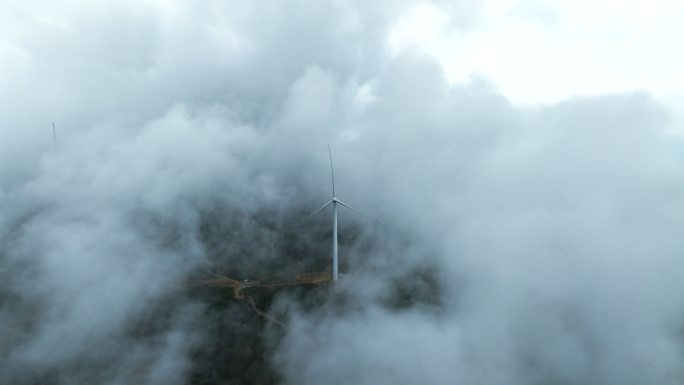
310;144;368;281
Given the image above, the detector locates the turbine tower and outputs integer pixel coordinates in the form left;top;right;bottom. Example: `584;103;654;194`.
310;144;367;281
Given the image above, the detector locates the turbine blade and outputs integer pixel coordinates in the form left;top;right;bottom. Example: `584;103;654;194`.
336;200;384;225
309;200;333;217
328;143;335;197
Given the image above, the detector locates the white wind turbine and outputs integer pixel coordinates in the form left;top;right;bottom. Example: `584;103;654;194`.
310;144;369;281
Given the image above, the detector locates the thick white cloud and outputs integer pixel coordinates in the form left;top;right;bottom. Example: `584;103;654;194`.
1;1;684;385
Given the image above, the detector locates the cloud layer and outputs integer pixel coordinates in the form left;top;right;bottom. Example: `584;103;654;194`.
1;1;684;384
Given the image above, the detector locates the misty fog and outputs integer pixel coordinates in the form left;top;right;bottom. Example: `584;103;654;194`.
2;1;684;384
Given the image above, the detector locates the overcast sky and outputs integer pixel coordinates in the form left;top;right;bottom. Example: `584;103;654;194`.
390;0;684;108
2;1;684;385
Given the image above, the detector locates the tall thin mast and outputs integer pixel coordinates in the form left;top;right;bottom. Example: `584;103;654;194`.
328;143;339;281
332;200;338;281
